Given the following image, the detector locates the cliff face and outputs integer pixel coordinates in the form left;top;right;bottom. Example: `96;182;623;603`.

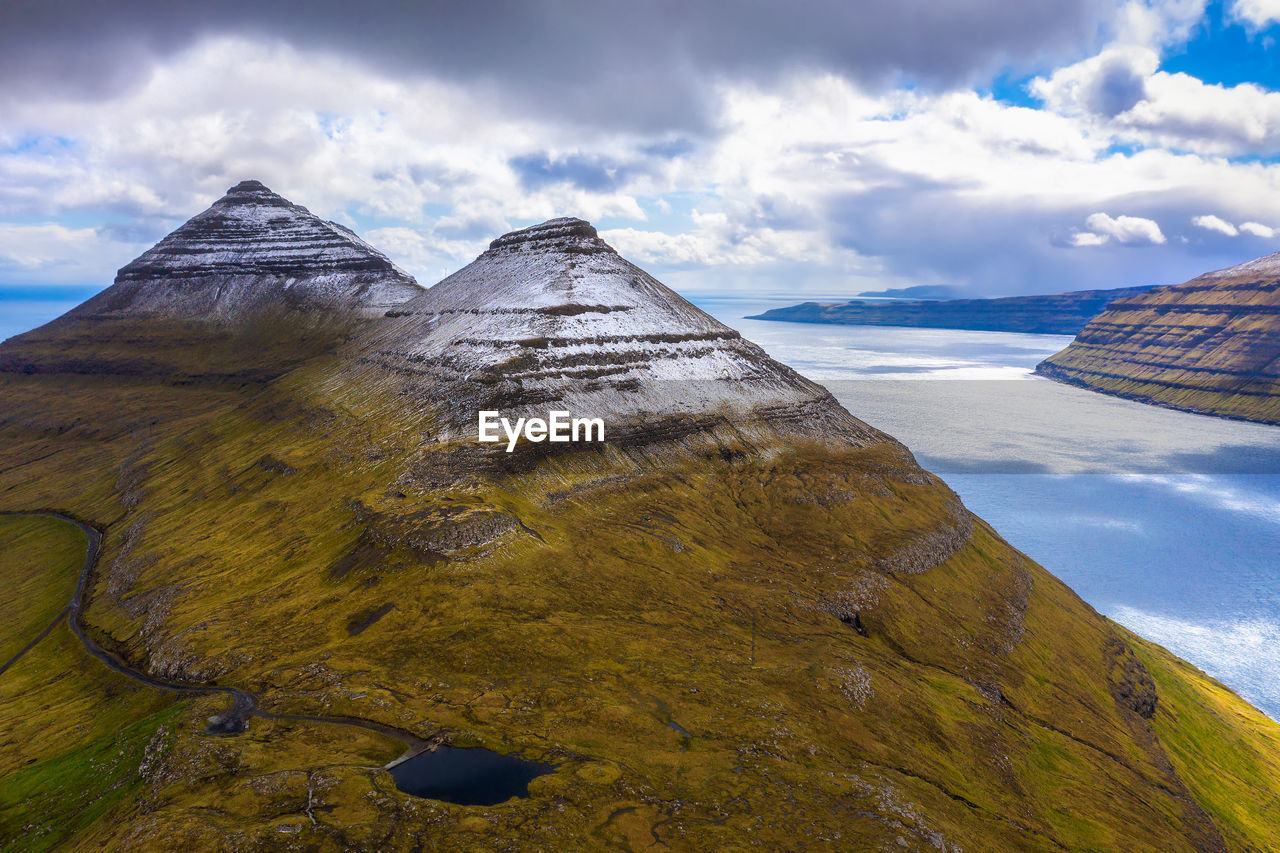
749;285;1161;335
1;212;1279;851
1037;253;1280;424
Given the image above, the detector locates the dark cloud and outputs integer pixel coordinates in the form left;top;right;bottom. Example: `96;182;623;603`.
1085;54;1149;116
2;0;1111;129
825;180;1251;295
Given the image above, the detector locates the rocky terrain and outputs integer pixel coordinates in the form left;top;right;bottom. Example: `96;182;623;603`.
750;284;1161;335
345;218;878;448
0;180;422;382
71;179;421;322
0;208;1278;851
1037;252;1280;425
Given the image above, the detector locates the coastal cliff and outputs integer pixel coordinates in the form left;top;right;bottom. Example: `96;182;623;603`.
1037;252;1280;425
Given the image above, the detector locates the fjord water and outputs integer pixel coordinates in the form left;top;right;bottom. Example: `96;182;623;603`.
697;294;1280;719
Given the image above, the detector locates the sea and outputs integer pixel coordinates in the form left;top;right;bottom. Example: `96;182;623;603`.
0;287;100;342
5;287;1279;719
695;293;1280;720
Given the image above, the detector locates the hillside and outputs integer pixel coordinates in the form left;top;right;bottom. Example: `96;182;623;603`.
1037;252;1280;425
748;285;1161;335
0;215;1278;850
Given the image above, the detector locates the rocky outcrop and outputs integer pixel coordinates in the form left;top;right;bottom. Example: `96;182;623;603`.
66;180;422;322
343;217;885;449
1036;252;1280;424
749;285;1161;335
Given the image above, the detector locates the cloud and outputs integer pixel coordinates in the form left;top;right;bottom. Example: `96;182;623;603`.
1119;73;1280;156
1114;0;1210;48
510;152;651;194
1192;214;1239;235
1031;46;1157;117
0;222;146;284
5;10;1280;298
1190;216;1280;239
1071;230;1113;246
1037;46;1280;157
1075;212;1167;245
1231;0;1280;29
1240;221;1277;237
0;0;1119;132
602;208;865;269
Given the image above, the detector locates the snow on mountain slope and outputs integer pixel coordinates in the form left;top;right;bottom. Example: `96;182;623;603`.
69;180;423;322
342;218;881;446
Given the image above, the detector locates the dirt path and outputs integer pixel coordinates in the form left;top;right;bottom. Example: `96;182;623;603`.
0;510;432;759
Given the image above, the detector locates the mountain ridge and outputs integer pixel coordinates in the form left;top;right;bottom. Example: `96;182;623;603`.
1037;251;1280;425
0;180;423;384
0;205;1278;850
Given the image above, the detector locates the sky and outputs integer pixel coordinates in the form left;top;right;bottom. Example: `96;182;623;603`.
4;0;1280;300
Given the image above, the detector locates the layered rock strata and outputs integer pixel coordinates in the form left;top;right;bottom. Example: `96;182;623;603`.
1037;252;1280;424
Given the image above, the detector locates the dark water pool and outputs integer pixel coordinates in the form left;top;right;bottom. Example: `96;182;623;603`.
388;746;555;805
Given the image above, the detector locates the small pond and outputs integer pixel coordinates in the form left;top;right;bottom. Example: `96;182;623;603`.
388;746;555;806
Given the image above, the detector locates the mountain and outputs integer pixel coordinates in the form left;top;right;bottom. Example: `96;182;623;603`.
0;181;422;552
1;216;1279;851
346;218;876;446
0;179;423;381
68;179;420;322
855;285;959;300
1037;252;1280;424
748;284;1162;335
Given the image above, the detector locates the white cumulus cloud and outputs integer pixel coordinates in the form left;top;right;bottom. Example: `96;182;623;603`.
1192;214;1239;236
1075;212;1167;246
1239;221;1277;238
1031;46;1159;117
1232;0;1280;28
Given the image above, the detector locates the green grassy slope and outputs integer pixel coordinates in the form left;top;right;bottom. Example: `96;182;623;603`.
0;321;1278;849
0;512;180;850
0;515;84;664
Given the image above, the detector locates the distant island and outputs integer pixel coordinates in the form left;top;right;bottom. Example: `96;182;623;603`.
852;284;959;300
748;284;1163;335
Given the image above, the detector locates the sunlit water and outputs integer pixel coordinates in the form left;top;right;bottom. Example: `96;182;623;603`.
698;294;1280;719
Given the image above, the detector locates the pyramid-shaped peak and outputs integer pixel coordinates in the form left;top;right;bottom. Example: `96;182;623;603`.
63;180;423;322
216;179;293;207
346;218;874;447
411;215;716;329
488;217;606;251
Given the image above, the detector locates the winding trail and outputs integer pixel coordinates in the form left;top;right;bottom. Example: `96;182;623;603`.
1;510;432;761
